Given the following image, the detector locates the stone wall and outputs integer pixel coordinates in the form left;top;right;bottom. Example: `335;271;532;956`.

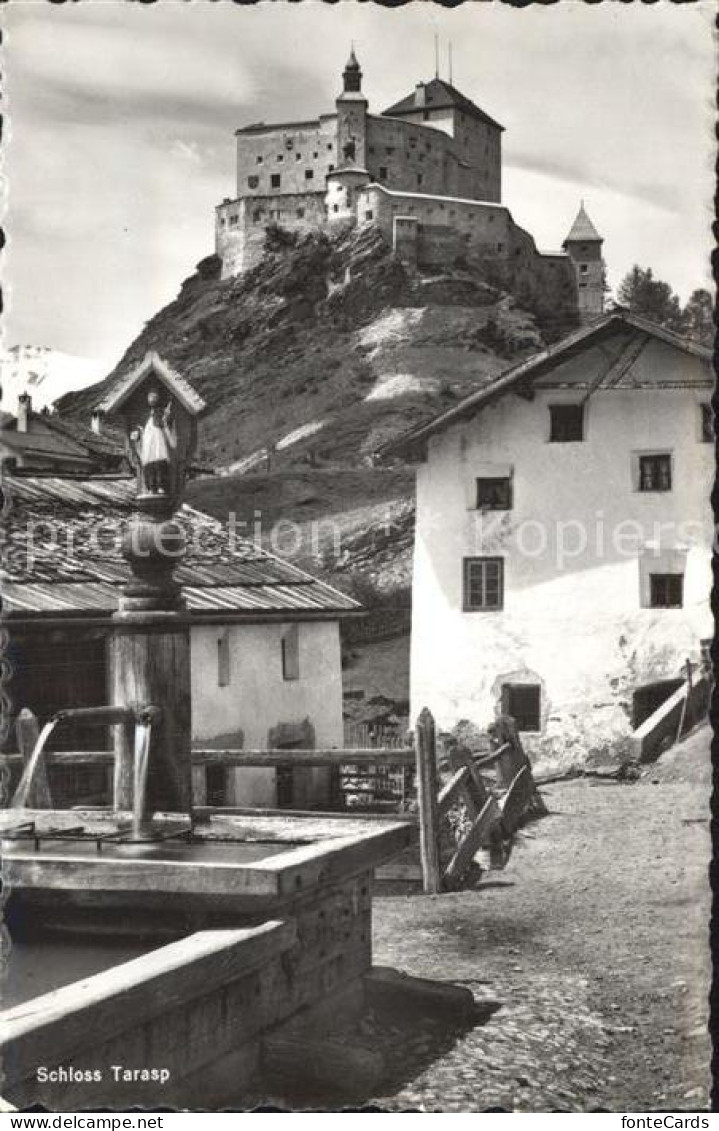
359;185;577;319
382;105;502;201
235;115;338;199
216;191;327;278
366;116;463;199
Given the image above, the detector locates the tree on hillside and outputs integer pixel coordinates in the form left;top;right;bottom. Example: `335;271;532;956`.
682;288;715;347
617;266;685;334
616;267;715;347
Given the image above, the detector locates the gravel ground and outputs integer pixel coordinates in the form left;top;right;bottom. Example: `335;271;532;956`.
369;767;711;1111
252;727;711;1112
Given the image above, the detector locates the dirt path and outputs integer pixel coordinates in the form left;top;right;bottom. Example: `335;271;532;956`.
371;770;711;1111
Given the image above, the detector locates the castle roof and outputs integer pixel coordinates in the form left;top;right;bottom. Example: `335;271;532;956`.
382;78;504;132
563;203;603;245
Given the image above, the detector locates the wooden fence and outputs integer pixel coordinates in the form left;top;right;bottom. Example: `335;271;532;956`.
1;707;546;894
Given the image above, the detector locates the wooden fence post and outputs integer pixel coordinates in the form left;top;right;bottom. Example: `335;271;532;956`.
415;707;441;894
14;708;53;809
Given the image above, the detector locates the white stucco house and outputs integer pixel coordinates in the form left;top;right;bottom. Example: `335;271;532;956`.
385;311;713;768
2;474;359;808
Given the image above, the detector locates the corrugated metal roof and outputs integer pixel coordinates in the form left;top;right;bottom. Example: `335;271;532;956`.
1;474;359;618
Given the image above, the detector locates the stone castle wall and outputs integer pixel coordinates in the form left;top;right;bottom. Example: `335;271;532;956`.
357;184;578;318
216;191;327;279
235;116;338;200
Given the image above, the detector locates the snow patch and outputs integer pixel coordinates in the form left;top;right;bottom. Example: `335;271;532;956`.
364;373;437;402
357;309;425;352
276;419;325;450
0;345;111;412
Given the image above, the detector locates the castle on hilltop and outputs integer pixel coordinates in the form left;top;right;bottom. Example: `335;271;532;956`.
215;51;604;321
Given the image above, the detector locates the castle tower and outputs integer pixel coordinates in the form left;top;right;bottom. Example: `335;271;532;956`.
326;48;370;224
562;202;605;320
336;48;368;170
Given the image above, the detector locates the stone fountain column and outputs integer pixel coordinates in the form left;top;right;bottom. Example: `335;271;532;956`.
101;357;205;824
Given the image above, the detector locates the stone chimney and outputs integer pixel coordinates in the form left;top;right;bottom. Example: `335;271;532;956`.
91;408;105;435
17;392;31;433
415;82;426;107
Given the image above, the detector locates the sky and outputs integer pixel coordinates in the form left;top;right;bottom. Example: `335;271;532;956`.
2;0;716;370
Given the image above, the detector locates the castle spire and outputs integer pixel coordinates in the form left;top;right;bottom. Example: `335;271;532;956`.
343;46;362;94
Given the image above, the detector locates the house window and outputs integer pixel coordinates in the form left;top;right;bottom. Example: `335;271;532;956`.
385;146;395;155
423;109;430;121
229;215;238;226
329;164;335;172
379;166;388;180
256;155;264;164
476;477;513;510
638;453;672;492
313;151;319;158
296;208;305;219
649;573;684;608
217;630;231;688
365;210;374;221
417;174;423;187
276;154;284;162
333;204;339;213
501;684;541;732
327;143;333;150
282;625;300;680
295;152;302;161
463;557;504;611
305;169;314;181
497;241;504;252
549;404;584;442
701;403;714;442
247;175;259;189
271;174;281;189
252;209;262;223
580;263;589;274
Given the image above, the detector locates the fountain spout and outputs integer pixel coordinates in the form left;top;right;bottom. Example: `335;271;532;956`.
11;705;164;828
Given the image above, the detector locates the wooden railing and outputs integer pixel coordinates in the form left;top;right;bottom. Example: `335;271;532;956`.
1;708;546;894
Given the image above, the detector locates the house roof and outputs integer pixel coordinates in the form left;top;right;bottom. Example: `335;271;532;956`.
40;415;126;462
1;410;126;471
380;311;712;461
99;352;206;417
563;203;602;245
1;475;360;621
382;78;504;132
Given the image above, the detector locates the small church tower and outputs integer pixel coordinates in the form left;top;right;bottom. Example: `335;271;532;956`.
562;202;605;320
326;48;370;224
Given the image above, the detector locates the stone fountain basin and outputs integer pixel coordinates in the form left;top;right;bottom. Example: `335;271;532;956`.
1;809;411;908
0;809;414;1109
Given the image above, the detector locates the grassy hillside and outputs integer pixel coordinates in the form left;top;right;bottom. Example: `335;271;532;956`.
61;221;577;595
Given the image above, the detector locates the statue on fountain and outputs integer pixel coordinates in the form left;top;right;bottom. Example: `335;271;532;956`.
128;390;178;499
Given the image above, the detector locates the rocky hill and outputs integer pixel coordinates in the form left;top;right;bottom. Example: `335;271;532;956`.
60;221;578;596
